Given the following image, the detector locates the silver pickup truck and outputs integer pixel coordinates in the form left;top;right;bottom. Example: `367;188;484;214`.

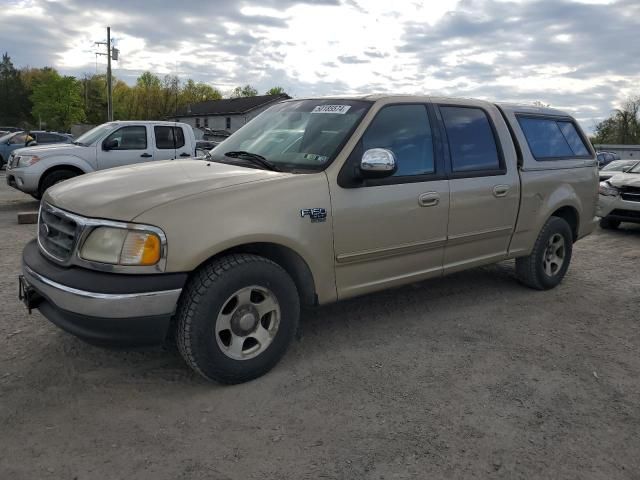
19;95;598;384
6;121;196;199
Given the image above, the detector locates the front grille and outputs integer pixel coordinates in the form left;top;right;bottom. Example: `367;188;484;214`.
620;186;640;202
621;193;640;202
38;204;80;263
610;209;640;220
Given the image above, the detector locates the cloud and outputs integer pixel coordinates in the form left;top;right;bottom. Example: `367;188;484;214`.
337;55;369;64
0;0;638;129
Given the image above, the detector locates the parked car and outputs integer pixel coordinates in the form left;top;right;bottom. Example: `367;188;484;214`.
597;162;640;229
6;121;195;198
599;159;639;181
0;130;72;169
19;96;598;384
596;151;620;168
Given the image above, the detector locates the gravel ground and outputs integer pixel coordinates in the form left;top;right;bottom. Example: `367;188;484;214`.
1;169;639;480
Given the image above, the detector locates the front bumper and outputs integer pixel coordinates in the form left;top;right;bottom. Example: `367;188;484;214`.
597;194;640;223
21;239;187;346
6;167;39;194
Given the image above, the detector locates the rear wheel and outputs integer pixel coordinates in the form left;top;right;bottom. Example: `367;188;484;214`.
176;254;300;384
39;169;79;198
516;216;573;290
599;217;620;230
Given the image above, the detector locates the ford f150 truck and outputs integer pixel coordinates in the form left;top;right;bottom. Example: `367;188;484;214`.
18;95;598;384
6;120;196;199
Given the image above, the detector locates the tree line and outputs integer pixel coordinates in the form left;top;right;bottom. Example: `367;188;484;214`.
0;52;285;132
590;97;640;145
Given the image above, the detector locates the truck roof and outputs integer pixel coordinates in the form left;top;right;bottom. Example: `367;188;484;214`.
105;120;189;126
287;95;572;118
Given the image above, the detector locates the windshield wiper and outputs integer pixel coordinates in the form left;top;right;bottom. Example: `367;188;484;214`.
224;151;281;172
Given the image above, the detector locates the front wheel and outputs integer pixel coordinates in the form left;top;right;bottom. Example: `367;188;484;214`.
176;254;300;384
516;216;573;290
39;169;79;198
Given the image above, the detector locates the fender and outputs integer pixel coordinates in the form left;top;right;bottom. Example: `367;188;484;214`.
36;155;96;174
509;170;587;258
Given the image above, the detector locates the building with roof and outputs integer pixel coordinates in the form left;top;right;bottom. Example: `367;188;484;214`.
171;94;290;141
593;144;640;160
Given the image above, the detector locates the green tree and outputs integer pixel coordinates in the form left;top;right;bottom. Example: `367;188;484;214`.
113;79;136;120
161;74;180;117
0;53;30;126
81;74;107;124
231;84;258;98
30;71;85;131
592;97;640;145
136;71;163;119
265;86;286;95
180;79;222;106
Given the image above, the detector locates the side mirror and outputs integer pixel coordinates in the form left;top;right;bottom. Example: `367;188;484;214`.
102;138;118;151
360;148;397;178
622;166;632;172
26;140;37;147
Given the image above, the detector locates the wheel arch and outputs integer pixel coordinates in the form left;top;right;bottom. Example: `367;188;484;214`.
549;205;579;242
38;164;86;194
192;242;318;307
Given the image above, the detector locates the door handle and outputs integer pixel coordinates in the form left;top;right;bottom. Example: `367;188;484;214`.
493;185;510;198
418;192;440;207
179;152;191;157
140;153;152;158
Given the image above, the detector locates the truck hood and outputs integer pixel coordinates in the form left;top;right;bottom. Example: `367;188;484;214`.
45;160;286;220
608;173;640;188
14;142;82;157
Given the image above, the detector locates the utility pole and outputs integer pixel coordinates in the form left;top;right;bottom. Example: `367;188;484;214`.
106;26;112;121
95;27;118;122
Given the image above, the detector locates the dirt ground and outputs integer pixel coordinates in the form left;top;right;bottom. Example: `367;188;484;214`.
0;169;639;480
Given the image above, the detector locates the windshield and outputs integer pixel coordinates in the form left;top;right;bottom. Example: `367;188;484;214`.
602;160;637;171
209;99;371;171
75;123;119;146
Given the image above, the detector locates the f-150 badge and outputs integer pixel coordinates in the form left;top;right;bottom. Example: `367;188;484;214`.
300;208;327;223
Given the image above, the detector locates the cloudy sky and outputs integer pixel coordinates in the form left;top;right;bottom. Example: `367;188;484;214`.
1;0;638;130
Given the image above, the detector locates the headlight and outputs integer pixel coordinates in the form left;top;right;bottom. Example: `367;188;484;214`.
80;227;162;266
17;155;41;168
598;181;619;197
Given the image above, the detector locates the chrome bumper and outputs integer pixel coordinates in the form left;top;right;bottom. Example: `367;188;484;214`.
23;265;181;319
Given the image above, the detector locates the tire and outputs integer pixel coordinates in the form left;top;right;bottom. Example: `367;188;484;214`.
39;169;79;198
516;216;573;290
176;254;300;384
599;217;620;230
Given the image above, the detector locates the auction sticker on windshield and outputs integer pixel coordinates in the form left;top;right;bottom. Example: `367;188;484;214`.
311;105;351;114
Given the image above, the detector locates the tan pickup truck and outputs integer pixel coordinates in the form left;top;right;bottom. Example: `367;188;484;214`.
19;95;598;384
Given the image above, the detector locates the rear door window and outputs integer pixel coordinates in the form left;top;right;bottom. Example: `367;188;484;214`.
518;116;589;160
154;126;186;149
440;106;501;173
